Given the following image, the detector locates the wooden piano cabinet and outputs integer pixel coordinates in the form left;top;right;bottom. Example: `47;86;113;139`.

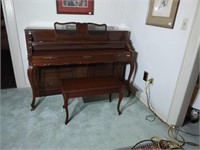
25;22;135;111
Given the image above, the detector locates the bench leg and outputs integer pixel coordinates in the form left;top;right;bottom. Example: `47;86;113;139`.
109;93;112;102
127;90;131;97
64;97;69;125
63;94;69;125
117;87;123;115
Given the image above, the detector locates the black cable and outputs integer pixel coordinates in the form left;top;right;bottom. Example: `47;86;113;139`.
131;139;157;149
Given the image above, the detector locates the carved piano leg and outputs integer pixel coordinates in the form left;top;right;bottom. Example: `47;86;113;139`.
117;87;124;115
31;97;36;111
27;66;37;111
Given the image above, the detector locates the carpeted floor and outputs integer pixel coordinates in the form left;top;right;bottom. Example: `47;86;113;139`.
0;88;199;150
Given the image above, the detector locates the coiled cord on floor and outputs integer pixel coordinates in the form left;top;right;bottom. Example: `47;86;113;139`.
140;79;200;149
168;125;200;147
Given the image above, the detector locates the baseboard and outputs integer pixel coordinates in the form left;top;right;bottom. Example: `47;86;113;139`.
129;84;168;123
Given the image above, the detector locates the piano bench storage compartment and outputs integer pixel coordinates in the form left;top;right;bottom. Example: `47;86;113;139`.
61;76;125;125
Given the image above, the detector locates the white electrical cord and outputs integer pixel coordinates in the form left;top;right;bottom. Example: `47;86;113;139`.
145;79;156;122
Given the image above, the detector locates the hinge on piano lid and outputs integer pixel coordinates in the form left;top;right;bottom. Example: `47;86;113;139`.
43;56;54;59
117;54;130;57
28;31;33;41
83;55;92;58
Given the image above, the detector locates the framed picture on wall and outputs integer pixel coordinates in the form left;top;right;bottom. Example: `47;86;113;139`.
56;0;94;15
146;0;180;29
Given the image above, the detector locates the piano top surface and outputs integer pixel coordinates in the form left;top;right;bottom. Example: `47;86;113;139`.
25;23;134;61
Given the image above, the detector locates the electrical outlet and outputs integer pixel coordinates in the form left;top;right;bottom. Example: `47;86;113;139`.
143;71;148;81
181;18;189;30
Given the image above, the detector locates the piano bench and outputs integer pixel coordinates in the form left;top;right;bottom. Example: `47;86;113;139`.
61;77;125;125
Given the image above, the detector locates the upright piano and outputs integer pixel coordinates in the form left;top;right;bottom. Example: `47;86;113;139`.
25;22;135;110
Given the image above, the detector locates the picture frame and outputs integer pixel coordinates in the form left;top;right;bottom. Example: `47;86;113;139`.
146;0;179;29
56;0;94;15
